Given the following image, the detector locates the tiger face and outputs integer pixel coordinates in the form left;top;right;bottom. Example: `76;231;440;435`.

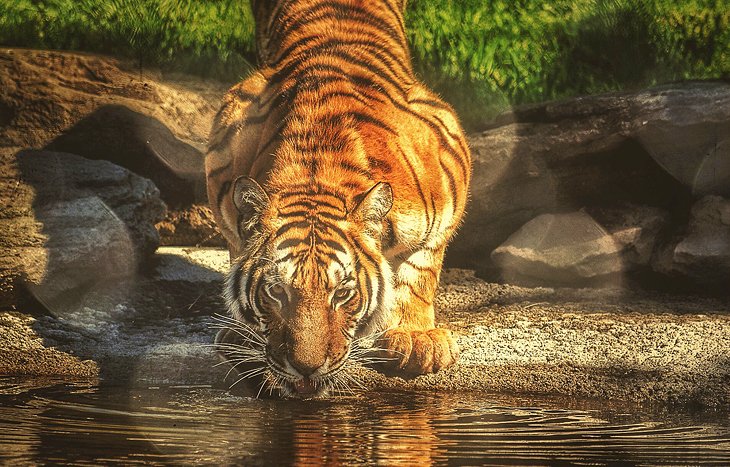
220;176;395;398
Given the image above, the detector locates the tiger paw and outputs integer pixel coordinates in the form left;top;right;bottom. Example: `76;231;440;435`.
375;328;459;375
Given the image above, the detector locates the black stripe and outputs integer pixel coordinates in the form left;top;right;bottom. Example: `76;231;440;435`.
384;217;397;250
368;155;393;174
360;263;373;320
277;237;305;250
403;282;431;304
296;89;372;108
381;0;404;28
277;207;347;221
317;48;406;96
217;180;232;209
440;160;459;208
273;2;405;50
256;130;283;158
272;37;411;78
432;114;470;167
292;75;388;106
272;62;404;103
342;180;363;190
271;34;323;66
207;161;231;179
321;238;347;254
317;210;348;222
404;260;439;280
275;220;311;237
347;111;398;135
277;188;349;211
392;101;469;179
318;249;346;271
338;160;372;178
232;88;261;104
281;198;344;213
411;97;452;111
275;250;303;265
208;114;269;154
426;194;437;239
287;139;348;154
398;146;431;232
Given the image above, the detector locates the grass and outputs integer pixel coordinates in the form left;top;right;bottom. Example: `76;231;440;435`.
1;0;728;129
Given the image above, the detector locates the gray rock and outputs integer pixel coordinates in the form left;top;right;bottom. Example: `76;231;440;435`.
0;150;166;309
652;196;730;285
449;82;729;275
491;206;667;286
634;85;730;197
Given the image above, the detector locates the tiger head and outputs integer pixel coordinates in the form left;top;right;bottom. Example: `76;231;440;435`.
219;176;395;398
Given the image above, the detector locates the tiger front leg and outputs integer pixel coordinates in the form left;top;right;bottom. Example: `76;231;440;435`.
376;245;459;375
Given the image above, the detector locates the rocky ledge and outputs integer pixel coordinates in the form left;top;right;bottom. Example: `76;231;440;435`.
2;247;728;407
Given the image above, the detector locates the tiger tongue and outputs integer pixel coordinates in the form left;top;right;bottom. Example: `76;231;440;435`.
294;378;317;395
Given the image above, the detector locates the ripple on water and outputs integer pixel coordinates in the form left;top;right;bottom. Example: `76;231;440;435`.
0;378;729;465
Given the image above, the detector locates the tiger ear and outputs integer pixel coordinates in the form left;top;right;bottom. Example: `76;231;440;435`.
352;182;393;224
232;176;270;234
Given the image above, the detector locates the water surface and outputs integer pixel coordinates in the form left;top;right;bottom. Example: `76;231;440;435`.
1;378;729;465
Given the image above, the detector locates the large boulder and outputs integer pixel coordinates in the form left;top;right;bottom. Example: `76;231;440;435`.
0;150;166;309
491;206;668;287
156;205;227;248
0;49;227;207
652;196;730;286
451;82;730;278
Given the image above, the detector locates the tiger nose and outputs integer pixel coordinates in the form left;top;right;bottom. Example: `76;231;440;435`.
288;352;325;377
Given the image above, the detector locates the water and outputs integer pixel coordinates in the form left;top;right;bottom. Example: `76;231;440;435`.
1;378;729;465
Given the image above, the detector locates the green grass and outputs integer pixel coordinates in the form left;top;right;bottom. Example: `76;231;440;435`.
1;0;728;129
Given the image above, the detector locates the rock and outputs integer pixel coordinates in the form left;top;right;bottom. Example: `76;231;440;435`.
633;85;730;197
3;248;229;385
450;82;729;276
156;205;226;247
0;150;166;309
0;49;228;206
652;196;730;286
155;246;228;282
491;206;668;287
0;311;98;377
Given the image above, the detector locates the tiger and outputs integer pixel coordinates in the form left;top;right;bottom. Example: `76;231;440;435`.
205;0;471;398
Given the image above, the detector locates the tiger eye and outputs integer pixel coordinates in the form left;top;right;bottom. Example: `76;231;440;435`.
333;288;350;300
269;284;285;296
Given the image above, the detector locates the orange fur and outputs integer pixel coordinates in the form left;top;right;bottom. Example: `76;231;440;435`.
207;0;471;396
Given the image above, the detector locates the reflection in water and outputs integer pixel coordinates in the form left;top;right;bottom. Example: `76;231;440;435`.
1;378;729;465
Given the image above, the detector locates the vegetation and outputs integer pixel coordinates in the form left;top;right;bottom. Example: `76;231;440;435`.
407;0;729;127
1;0;728;129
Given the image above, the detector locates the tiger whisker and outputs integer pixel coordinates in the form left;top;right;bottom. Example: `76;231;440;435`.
229;371;257;390
208;343;265;355
209;318;265;337
224;360;260;382
335;371;358;395
228;366;269;388
204;340;263;349
213;355;264;368
210;314;267;341
255;375;269;399
207;324;267;347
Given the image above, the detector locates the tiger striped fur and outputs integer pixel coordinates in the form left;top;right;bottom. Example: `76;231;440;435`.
206;0;471;398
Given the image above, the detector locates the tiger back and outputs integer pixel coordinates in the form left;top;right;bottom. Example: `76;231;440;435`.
206;0;471;398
